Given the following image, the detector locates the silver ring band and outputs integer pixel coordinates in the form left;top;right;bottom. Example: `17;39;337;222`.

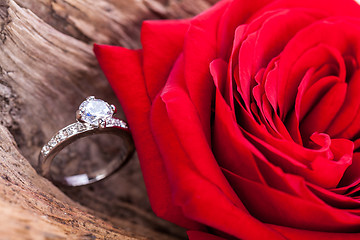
37;96;134;187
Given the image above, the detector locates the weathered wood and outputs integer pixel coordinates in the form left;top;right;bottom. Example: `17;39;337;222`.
0;0;217;238
0;124;184;239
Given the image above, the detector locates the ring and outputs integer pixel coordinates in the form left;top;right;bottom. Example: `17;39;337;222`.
37;96;135;187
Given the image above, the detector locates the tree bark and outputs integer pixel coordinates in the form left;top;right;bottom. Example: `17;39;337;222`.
0;0;217;238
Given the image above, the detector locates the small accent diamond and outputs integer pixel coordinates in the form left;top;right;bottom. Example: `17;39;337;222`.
119;121;127;128
41;145;51;155
48;138;57;147
56;132;66;141
77;123;87;132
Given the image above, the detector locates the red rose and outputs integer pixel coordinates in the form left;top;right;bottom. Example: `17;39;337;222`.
94;0;360;239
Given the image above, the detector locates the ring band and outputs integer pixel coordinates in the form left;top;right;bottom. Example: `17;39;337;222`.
37;96;135;187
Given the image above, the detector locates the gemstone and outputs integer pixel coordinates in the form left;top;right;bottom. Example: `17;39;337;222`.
77;123;86;131
55;133;65;141
64;127;74;136
120;121;127;128
41;145;50;154
79;98;113;126
48;138;57;147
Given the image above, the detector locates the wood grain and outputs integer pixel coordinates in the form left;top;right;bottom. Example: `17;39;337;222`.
0;0;217;238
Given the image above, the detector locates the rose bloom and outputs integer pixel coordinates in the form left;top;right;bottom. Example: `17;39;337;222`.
94;0;360;239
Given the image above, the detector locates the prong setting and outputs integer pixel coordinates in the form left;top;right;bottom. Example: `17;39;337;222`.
76;109;83;122
77;96;114;127
110;104;116;114
86;96;95;101
98;119;106;128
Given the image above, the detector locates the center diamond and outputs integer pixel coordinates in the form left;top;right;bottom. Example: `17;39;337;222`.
79;97;113;125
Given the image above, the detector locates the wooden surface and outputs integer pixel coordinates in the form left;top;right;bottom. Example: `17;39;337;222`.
0;0;217;239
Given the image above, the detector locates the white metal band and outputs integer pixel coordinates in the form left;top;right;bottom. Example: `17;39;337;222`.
37;118;134;186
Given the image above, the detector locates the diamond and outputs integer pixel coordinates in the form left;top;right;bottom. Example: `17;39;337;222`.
61;129;69;137
65;127;73;136
48;138;57;147
108;119;116;126
79;98;113;126
119;121;127;128
55;133;65;141
41;145;51;155
62;123;79;136
76;123;86;132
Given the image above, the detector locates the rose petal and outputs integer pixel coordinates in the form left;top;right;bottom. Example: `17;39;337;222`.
160;55;241;206
270;224;360;240
93;44;199;228
338;152;360;189
253;0;360;21
276;19;360;119
284;68;315;144
182;0;230;144
141;20;190;100
224;168;360;231
228;25;247;110
152;86;283;240
187;231;229;240
264;56;280;112
212;59;266;183
214;78;325;201
327;71;360;137
217;0;274;59
298;75;339;122
242;125;352;188
306;183;360;209
236;8;323;111
300;82;347;140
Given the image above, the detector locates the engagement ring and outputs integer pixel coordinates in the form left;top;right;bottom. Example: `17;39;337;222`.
37;96;134;186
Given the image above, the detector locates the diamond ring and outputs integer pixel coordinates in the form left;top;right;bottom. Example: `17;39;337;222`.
37;96;135;186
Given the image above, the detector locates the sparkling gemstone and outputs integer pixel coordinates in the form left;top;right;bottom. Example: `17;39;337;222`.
42;145;50;154
64;127;73;136
77;123;86;131
48;138;57;147
79;98;113;126
56;133;65;141
120;121;127;128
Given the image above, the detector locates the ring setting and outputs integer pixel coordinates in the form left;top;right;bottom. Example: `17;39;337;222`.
77;96;117;127
37;96;134;186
